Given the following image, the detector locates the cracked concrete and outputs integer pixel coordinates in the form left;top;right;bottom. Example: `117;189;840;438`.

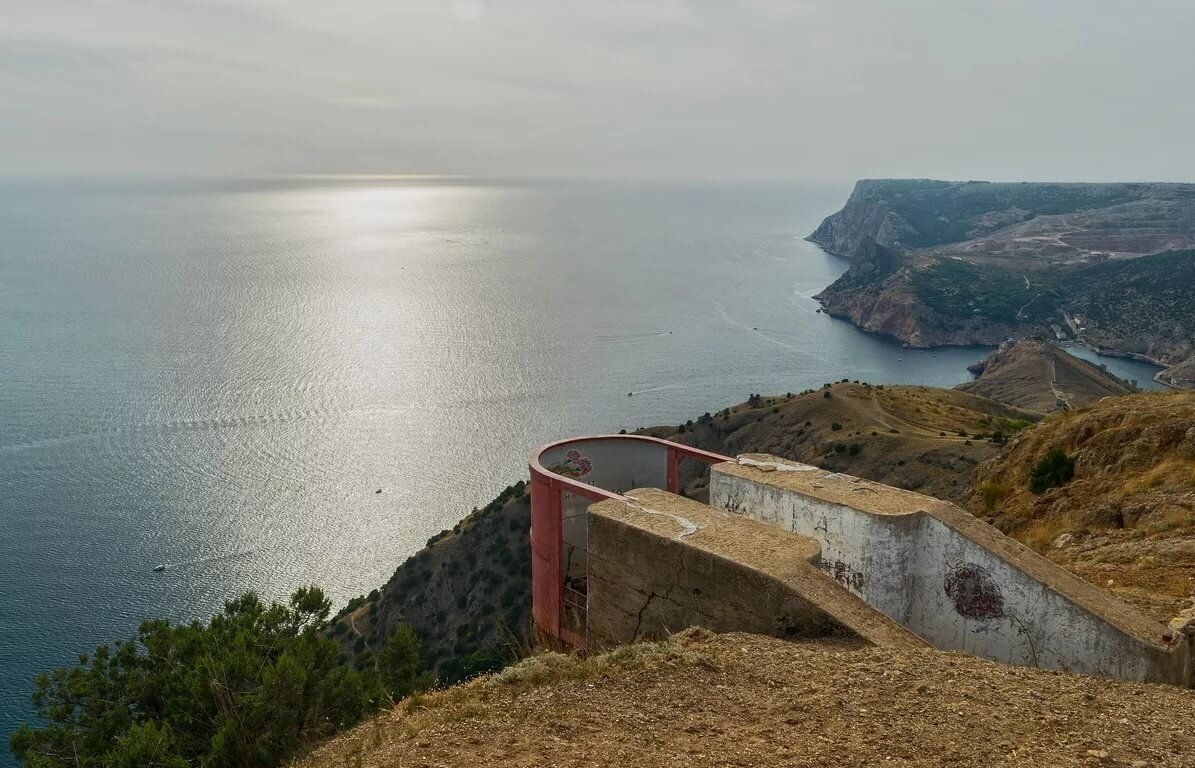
586;488;924;651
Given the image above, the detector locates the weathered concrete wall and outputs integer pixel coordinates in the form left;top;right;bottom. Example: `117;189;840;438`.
710;456;1192;686
586;488;925;652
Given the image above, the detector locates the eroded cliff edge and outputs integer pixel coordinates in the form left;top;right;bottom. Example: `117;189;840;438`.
809;179;1195;386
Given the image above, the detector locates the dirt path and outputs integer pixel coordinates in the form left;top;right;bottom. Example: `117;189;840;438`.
865;391;971;442
1049;356;1072;410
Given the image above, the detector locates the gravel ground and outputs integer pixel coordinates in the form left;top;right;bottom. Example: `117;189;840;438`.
301;630;1195;768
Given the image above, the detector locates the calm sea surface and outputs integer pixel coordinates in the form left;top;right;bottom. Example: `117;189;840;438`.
0;177;1164;754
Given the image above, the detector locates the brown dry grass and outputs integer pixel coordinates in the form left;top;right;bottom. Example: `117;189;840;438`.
298;630;1195;768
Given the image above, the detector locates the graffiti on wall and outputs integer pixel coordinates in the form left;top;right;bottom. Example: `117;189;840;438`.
551;449;593;479
944;562;1005;620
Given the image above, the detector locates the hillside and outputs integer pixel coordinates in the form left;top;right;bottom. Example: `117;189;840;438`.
332;482;532;684
809;179;1195;383
957;339;1135;413
301;629;1195;768
965;391;1195;620
642;381;1038;503
335;382;1038;676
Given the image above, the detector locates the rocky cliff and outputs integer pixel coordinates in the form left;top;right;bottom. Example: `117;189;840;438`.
810;180;1195;382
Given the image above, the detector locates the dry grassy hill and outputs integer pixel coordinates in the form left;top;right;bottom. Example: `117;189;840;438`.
965;391;1195;620
302;629;1195;768
644;380;1038;504
957;339;1136;413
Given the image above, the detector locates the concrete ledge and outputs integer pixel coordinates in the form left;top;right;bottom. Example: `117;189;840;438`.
586;488;926;652
712;455;1192;686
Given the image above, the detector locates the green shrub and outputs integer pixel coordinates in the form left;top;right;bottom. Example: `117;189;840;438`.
378;625;433;699
9;588;427;768
1029;448;1075;494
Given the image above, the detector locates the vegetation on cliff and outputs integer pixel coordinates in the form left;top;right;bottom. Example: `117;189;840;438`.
331;481;531;686
10;588;428;768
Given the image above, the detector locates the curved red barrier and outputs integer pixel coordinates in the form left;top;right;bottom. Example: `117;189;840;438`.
528;435;730;650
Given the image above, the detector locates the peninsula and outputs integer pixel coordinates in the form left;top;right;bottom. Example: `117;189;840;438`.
809;179;1195;387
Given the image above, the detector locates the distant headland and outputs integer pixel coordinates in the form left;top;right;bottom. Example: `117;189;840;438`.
808;179;1195;389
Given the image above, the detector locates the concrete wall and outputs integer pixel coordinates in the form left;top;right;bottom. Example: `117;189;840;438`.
710;457;1192;686
586;489;925;652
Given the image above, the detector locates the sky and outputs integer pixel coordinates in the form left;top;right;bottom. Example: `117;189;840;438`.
2;0;1194;181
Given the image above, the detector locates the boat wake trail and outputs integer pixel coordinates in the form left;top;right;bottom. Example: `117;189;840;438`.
715;305;835;365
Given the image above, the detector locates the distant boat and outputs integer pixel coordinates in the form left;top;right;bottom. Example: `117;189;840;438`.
375;488;383;494
153;564;166;573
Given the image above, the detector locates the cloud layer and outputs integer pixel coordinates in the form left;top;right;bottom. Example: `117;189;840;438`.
3;0;1193;180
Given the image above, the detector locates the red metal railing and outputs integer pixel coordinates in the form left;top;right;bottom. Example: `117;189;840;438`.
528;435;730;650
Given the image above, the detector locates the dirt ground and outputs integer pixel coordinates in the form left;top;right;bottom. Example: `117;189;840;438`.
301;630;1195;768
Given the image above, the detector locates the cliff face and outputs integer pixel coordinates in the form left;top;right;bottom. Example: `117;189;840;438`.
332;483;531;684
810;180;1195;380
806;179;920;257
813;257;1025;347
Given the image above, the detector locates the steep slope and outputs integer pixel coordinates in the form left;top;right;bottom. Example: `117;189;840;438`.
966;391;1195;620
958;339;1135;413
331;483;531;683
301;630;1195;768
810;180;1195;378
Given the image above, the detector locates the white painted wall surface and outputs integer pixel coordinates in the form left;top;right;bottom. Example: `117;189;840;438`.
711;466;1190;685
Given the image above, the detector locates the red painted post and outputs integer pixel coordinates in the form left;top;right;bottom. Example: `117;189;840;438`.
529;471;563;641
666;446;681;494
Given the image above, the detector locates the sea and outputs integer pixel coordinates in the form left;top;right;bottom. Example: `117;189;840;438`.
0;176;1168;757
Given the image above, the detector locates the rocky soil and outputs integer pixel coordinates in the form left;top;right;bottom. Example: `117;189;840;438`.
302;629;1195;768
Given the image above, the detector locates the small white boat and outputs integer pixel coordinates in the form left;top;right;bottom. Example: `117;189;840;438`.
153;564;166;573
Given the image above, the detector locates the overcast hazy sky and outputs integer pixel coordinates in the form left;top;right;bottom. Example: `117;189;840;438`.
3;0;1193;180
